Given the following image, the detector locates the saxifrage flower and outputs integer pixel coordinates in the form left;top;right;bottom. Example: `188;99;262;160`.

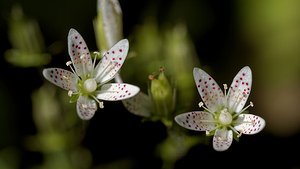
175;66;265;151
43;28;139;120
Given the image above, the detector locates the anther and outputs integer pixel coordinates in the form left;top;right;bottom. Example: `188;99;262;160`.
250;101;254;107
93;51;100;56
206;130;210;135
68;90;73;97
237;132;243;138
99;101;104;109
80;54;85;60
223;84;228;90
198;102;204;108
66;61;72;66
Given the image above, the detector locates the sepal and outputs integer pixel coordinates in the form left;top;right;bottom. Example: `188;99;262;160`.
69;94;80;103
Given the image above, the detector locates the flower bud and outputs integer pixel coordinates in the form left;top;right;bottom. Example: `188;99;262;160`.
150;70;175;126
93;0;123;51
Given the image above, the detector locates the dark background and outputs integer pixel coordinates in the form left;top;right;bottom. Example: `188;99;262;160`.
0;0;299;168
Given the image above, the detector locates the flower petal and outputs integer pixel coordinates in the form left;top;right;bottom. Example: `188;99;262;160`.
97;83;139;101
193;68;225;112
227;66;252;113
94;39;129;84
213;129;233;151
68;28;92;76
122;92;152;117
42;68;77;92
174;111;215;131
76;96;96;120
234;114;265;135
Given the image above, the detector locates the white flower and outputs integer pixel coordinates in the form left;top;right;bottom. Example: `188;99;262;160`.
175;66;265;151
43;28;139;120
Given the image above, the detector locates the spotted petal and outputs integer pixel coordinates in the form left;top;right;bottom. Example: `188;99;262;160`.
174;111;215;131
193;68;225;112
97;83;139;101
76;96;96;120
213;129;233;151
227;66;252;113
42;68;77;92
68;28;93;76
234;114;265;135
122;92;152;117
94;39;129;84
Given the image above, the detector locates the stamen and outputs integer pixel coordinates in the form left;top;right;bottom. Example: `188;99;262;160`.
223;84;228;105
232;101;254;119
93;51;100;56
63;76;77;87
198;102;216;116
94;59;113;83
232;120;253;126
90;94;105;109
205;124;220;135
82;104;88;108
91;51;100;76
80;54;86;76
199;119;218;123
68;90;73;97
229;125;242;138
216;129;227;141
99;101;104;109
66;61;81;80
231;90;245;112
66;61;72;66
239;101;254;114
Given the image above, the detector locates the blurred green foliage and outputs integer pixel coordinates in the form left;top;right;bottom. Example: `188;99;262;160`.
28;84;92;169
122;18;200;112
5;5;51;67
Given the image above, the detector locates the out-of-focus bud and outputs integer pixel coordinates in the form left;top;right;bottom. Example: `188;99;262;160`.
149;69;175;127
93;0;123;52
5;4;51;67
